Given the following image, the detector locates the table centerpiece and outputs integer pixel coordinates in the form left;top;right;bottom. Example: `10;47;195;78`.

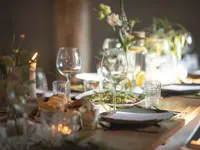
95;0;144;92
144;18;193;84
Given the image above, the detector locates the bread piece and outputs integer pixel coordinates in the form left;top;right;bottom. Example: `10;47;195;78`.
39;102;63;112
49;94;71;104
66;99;93;111
39;94;72;112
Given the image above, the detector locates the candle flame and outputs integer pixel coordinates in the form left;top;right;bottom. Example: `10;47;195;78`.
57;123;63;132
51;124;56;137
51;124;72;136
31;52;38;60
61;126;72;135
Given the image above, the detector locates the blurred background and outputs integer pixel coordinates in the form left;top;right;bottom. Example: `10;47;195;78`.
0;0;200;87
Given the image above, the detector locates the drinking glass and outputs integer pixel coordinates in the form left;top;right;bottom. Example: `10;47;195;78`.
53;80;69;95
143;81;161;108
36;68;48;99
101;47;128;110
56;47;82;94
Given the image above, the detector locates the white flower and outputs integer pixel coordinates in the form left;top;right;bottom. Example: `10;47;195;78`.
107;13;122;27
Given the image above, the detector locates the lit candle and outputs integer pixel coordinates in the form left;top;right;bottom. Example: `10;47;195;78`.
57;124;63;132
29;52;38;99
51;124;56;137
61;126;72;135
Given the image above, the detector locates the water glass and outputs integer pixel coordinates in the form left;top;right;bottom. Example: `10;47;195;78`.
83;80;99;91
144;81;161;108
53;80;69;95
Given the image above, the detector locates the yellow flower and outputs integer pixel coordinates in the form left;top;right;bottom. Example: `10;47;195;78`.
99;4;111;16
97;11;105;20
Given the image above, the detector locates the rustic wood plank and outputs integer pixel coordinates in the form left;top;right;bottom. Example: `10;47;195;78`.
78;96;200;150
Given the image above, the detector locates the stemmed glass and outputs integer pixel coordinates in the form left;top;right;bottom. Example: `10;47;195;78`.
56;47;81;94
101;42;128;110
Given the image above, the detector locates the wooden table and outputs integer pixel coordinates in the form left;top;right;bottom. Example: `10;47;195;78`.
77;96;200;150
0;96;199;150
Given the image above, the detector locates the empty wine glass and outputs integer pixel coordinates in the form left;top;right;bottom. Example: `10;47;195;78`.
101;46;128;110
56;47;81;95
36;68;48;99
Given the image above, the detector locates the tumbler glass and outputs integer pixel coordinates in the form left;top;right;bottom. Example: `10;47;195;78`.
144;81;161;108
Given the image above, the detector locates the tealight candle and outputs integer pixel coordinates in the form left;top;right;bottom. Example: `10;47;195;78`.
29;52;38;99
57;124;63;132
51;124;56;137
61;126;72;135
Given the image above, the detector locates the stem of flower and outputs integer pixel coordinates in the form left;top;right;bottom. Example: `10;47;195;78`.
120;0;124;15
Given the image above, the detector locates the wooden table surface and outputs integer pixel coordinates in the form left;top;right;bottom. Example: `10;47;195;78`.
78;96;200;150
0;96;199;150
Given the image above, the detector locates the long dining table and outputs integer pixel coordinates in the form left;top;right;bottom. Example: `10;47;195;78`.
0;94;199;150
76;95;200;150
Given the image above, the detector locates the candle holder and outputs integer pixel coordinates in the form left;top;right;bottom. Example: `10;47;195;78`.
39;110;82;147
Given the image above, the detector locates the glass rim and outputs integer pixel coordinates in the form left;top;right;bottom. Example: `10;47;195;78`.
144;80;161;87
52;80;68;84
59;47;79;50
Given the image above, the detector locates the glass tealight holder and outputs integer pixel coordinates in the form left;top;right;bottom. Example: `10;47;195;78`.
40;110;81;147
143;81;161;108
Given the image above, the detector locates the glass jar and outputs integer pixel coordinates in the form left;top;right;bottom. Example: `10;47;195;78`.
126;32;147;90
145;39;178;84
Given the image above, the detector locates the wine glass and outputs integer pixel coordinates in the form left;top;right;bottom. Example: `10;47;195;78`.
56;47;81;94
101;46;128;110
36;68;48;100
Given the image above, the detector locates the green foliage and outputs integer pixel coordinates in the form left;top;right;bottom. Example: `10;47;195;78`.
95;1;140;51
145;18;189;58
0;34;33;79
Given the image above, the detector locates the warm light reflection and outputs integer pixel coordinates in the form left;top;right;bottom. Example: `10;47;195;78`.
51;124;72;136
184;108;199;125
57;124;63;132
61;126;72;135
31;52;38;60
191;138;200;144
51;124;56;137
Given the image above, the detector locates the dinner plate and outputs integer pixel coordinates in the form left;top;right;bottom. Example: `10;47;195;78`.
36;89;78;99
75;89;107;99
75;73;103;82
161;84;200;94
100;106;173;125
189;69;200;78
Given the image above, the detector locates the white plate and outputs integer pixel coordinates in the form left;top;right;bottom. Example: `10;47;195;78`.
36;89;78;98
102;109;173;122
75;73;103;82
75;89;107;99
161;84;200;92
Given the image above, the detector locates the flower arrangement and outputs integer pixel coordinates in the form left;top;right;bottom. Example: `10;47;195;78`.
95;0;140;51
0;34;38;103
145;18;192;59
0;34;36;79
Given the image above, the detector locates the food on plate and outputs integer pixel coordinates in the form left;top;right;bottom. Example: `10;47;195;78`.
39;94;72;112
82;90;142;104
